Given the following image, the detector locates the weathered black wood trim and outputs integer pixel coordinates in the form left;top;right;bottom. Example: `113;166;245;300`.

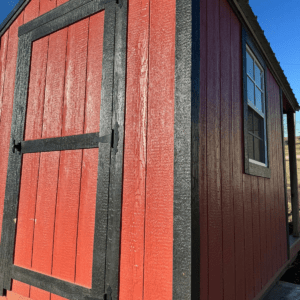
17;132;110;154
90;2;116;297
280;88;290;260
173;0;192;299
248;162;271;178
103;1;127;299
0;34;33;293
0;0;127;299
242;26;271;178
18;0;114;37
0;0;30;38
12;265;91;299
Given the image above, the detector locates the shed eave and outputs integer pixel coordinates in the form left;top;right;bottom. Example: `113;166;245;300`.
228;0;300;112
0;0;30;38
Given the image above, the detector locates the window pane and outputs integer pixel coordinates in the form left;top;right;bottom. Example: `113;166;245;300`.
247;77;255;104
253;110;264;139
255;63;263;89
255;87;262;112
253;137;265;163
246;51;254;78
248;133;254;160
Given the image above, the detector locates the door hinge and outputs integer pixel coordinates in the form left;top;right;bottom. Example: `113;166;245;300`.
12;140;21;154
116;0;123;8
104;286;112;300
111;123;119;154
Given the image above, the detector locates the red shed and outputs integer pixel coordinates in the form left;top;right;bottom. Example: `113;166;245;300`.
0;0;299;299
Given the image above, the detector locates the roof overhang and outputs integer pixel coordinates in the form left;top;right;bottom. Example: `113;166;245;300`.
228;0;300;112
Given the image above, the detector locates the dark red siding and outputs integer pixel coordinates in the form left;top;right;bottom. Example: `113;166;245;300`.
200;0;288;299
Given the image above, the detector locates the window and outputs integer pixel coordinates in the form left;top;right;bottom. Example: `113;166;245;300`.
242;28;271;178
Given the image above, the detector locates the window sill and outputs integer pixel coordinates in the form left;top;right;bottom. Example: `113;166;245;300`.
246;160;271;178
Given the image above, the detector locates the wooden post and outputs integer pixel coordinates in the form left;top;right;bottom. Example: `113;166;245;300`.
287;111;300;237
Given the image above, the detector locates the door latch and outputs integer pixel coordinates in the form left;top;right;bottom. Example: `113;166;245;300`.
12;140;21;154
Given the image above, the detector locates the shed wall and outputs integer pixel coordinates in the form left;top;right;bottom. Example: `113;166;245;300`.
200;0;288;299
0;0;176;299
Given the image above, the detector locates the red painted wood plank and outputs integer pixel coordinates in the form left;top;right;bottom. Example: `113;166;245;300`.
0;31;9;127
0;30;9;239
13;38;48;297
277;96;288;264
57;0;69;7
265;173;272;282
199;0;208;298
206;0;222;299
231;9;245;300
119;0;149;298
270;71;281;275
40;0;56;16
75;11;104;288
24;0;40;24
251;176;261;295
258;178;267;287
143;0;175;299
29;27;68;300
272;80;281;270
51;18;89;300
220;1;235;299
243;175;254;300
267;69;277;277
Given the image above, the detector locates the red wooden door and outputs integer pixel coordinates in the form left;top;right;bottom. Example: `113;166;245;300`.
0;1;127;299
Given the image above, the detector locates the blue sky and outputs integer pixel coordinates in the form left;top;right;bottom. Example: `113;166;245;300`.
0;0;299;137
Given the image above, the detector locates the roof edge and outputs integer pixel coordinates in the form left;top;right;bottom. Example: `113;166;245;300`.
228;0;300;112
0;0;30;38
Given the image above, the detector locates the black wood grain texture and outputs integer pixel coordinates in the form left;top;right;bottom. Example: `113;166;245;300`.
0;34;32;293
104;1;127;299
12;265;90;300
91;2;116;297
280;88;290;260
173;0;192;299
18;132;110;154
19;0;114;37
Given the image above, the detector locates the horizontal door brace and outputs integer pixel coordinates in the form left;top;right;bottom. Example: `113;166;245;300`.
13;132;111;154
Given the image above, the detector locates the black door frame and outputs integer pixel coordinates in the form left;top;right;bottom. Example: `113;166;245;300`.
0;0;127;299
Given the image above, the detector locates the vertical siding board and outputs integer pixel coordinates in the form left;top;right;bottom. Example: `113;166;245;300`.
143;0;175;298
0;30;9;239
39;0;57;15
24;0;40;23
29;27;68;300
119;0;149;298
206;0;222;299
251;176;261;295
258;178;267;287
0;10;24;296
13;36;49;298
271;71;281;274
220;1;235;299
51;19;89;299
0;31;9;126
231;10;245;300
199;0;208;298
243;175;254;300
267;69;277;276
278;93;288;264
265;70;273;282
75;11;104;288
